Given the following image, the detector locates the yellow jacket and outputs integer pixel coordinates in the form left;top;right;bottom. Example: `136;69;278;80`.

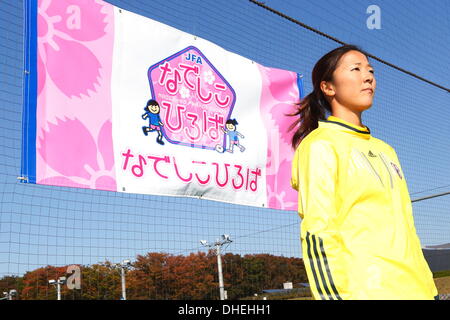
291;115;437;300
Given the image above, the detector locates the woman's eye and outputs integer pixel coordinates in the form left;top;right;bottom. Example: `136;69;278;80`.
352;67;375;74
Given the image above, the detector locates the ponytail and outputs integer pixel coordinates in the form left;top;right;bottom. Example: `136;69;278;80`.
289;90;330;149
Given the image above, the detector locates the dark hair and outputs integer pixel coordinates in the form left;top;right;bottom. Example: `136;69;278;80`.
145;99;160;112
289;44;369;149
226;119;238;126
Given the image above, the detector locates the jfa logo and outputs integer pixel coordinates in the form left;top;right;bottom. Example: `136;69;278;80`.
146;46;237;151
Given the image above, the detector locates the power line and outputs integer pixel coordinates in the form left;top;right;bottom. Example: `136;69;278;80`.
233;222;298;240
410;185;450;196
412;191;450;203
248;0;450;93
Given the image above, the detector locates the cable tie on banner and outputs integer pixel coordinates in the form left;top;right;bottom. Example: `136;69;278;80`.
24;70;30;75
17;176;28;182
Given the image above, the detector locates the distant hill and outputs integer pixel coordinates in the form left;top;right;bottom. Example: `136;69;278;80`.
422;245;450;272
424;243;450;249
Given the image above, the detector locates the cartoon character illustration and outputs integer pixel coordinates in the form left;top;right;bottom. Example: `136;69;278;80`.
142;99;165;145
221;119;245;153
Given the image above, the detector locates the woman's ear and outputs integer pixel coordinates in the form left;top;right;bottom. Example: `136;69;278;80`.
320;80;335;98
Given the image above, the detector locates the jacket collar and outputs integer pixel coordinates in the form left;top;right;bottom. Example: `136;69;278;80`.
319;115;371;140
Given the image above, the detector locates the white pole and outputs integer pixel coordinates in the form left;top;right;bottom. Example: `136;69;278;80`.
57;282;61;301
216;243;225;300
121;266;126;300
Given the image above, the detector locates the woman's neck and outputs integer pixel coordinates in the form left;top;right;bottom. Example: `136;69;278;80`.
331;109;363;127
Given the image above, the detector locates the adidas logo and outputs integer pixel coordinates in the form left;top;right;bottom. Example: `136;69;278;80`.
368;150;377;157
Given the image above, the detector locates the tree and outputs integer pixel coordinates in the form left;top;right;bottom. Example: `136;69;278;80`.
127;251;217;299
0;275;24;300
2;252;308;300
21;265;67;300
79;262;122;300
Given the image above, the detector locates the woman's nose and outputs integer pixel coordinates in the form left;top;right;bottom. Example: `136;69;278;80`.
364;72;374;83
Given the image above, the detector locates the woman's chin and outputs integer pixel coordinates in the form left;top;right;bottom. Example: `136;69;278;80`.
357;100;374;112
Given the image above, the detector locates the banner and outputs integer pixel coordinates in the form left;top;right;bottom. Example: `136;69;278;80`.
22;0;303;211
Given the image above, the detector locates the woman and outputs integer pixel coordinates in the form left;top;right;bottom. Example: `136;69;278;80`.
290;44;438;300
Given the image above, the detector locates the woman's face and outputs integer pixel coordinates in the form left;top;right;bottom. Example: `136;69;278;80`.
321;50;376;113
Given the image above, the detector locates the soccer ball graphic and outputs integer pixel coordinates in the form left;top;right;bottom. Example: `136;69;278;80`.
215;144;224;153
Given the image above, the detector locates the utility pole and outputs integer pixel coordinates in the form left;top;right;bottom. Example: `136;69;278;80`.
119;259;131;300
200;234;232;300
49;277;66;300
121;264;126;300
1;289;17;300
216;243;226;300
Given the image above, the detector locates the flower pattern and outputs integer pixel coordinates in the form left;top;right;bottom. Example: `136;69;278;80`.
38;0;108;97
203;70;215;85
258;65;300;211
266;158;298;211
38;118;116;191
179;86;190;99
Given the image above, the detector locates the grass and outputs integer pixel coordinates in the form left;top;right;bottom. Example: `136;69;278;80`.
432;270;450;294
433;270;450;278
242;272;450;300
434;276;450;294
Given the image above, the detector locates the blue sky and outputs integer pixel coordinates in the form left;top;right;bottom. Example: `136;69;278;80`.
0;0;449;277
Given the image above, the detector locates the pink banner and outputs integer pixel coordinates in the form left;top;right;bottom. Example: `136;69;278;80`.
25;0;302;211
